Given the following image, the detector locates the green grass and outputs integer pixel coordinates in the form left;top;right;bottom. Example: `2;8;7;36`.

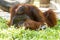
0;17;60;40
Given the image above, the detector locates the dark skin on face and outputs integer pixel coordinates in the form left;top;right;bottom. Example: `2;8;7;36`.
11;14;29;27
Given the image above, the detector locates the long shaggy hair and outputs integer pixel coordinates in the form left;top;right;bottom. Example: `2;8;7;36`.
8;4;57;30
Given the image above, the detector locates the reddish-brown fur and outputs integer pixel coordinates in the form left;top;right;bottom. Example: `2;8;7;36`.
43;9;57;27
24;18;44;30
8;4;57;30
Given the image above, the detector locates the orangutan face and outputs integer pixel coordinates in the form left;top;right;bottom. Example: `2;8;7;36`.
11;14;30;27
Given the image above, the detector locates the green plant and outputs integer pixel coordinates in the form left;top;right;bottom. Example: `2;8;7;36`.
0;17;60;40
